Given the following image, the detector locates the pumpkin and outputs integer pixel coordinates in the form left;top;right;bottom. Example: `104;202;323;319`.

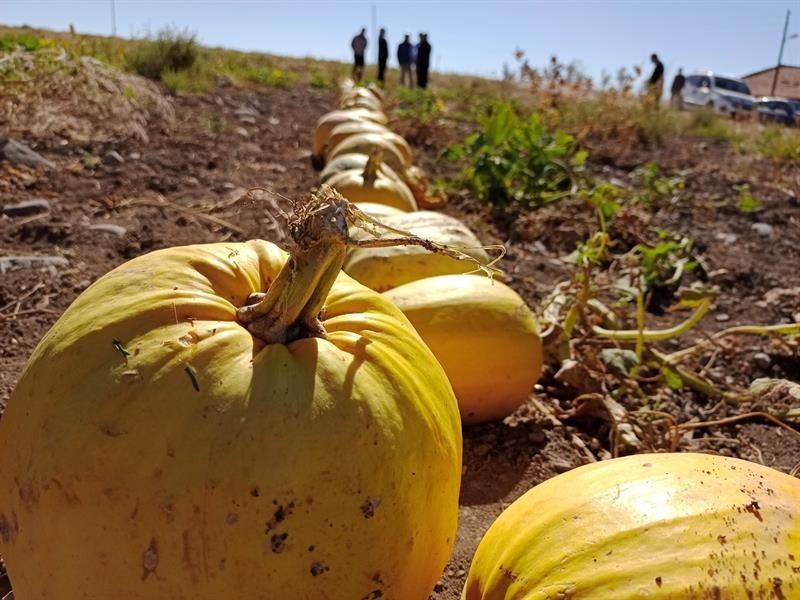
339;88;384;112
462;453;800;600
0;192;462;600
320;152;404;186
311;109;387;169
326;121;396;159
352;202;409;220
384;274;542;423
346;212;489;292
326;132;412;174
325;150;418;212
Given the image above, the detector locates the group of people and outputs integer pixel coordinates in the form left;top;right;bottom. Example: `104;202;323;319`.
645;53;687;110
351;29;432;88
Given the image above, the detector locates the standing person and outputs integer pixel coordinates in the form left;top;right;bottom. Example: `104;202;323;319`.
351;28;367;83
670;68;686;110
646;53;664;107
397;34;413;87
377;28;389;84
416;33;432;89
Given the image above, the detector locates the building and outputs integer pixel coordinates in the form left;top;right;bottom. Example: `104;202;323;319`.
743;65;800;99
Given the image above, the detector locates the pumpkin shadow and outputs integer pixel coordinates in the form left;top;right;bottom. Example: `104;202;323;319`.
459;418;551;506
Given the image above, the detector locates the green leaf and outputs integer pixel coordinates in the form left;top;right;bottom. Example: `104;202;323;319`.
660;366;684;390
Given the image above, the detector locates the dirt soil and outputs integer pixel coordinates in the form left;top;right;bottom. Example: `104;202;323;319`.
1;81;799;599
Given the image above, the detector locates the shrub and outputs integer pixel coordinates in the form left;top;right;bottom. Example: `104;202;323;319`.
126;28;197;80
443;102;586;211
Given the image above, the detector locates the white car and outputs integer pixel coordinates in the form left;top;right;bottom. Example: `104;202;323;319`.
682;72;755;117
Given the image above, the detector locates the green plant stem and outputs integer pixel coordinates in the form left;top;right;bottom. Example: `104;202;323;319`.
666;323;800;363
648;348;744;403
592;297;711;342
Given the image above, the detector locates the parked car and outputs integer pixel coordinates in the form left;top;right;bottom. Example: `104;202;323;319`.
682;72;755;117
788;99;800;125
755;97;797;126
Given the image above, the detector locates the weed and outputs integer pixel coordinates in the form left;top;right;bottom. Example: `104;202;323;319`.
397;88;446;123
634;162;684;204
126;27;198;80
735;184;761;213
243;66;298;88
755;125;800;162
443;102;586;211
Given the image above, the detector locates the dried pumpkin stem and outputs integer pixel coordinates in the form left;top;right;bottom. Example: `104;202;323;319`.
362;148;383;186
237;190;349;344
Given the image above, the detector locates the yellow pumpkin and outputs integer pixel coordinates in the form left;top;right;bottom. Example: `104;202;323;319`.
326;121;396;158
320;152;404;186
0;194;461;600
353;202;409;219
311;109;387;168
346;212;489;292
384;275;542;423
325;151;418;212
462;453;800;600
326;132;413;174
339;90;384;112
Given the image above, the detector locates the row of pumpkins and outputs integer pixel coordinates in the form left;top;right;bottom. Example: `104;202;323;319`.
0;82;795;599
310;79;543;425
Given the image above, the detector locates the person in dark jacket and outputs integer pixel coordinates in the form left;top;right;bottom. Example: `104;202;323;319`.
416;33;432;89
377;28;389;83
351;28;367;82
646;53;664;106
397;34;413;87
670;68;686;110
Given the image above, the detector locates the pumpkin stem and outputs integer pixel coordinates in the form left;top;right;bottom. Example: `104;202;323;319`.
236;189;349;344
362;148;383;186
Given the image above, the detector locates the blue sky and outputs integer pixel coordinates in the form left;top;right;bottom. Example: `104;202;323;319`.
3;0;799;85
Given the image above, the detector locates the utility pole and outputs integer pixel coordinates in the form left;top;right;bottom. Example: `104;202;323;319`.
110;0;117;37
770;9;791;96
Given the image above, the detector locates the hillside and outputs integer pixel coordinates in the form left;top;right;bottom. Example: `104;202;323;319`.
1;25;799;600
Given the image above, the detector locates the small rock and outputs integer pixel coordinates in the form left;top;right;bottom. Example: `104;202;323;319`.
2;198;50;217
239;143;263;156
715;313;730;322
104;150;125;165
609;177;628;188
0;138;55;169
129;152;141;160
751;222;774;237
238;115;257;125
456;569;466;578
234;126;250;138
264;163;287;174
268;117;280;126
753;352;771;369
221;182;237;190
714;232;737;244
87;223;127;237
0;255;68;273
551;458;574;473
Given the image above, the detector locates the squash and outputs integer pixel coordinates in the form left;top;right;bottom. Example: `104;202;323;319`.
326;121;396;158
346;212;489;292
339;88;384;112
0;192;462;600
325;150;418;212
320;152;404;186
384;275;542;423
352;202;409;219
326;132;412;174
311;109;387;169
462;453;800;600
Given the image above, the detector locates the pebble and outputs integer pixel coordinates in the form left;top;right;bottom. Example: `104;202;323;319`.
2;198;50;217
0;255;68;273
715;313;730;322
129;152;141;160
751;222;774;237
753;352;771;369
1;138;55;169
234;126;250;138
714;232;737;244
87;223;127;237
104;150;125;165
551;458;574;473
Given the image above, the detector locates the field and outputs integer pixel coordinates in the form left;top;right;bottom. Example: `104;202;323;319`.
1;27;799;598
